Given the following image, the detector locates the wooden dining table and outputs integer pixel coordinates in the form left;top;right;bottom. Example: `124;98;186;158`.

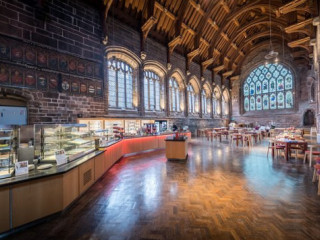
272;139;308;161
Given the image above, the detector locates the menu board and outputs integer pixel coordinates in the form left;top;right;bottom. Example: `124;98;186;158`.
0;106;27;125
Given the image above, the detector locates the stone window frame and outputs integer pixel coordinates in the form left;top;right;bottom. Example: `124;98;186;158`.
188;76;201;116
143;61;167;112
202;81;212;117
169;69;186;114
239;61;298;116
105;46;141;111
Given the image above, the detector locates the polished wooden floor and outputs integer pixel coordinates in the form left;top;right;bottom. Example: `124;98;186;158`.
5;137;320;240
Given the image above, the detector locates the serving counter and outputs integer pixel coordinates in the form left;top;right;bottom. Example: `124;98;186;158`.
165;136;188;160
0;132;191;234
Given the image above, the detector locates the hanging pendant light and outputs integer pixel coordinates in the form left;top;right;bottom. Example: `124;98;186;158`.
265;0;279;60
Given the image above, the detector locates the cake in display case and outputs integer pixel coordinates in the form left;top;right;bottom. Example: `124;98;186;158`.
34;124;95;163
0;125;19;178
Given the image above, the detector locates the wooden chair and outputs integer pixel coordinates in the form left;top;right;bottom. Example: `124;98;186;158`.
230;133;242;146
267;140;285;158
242;134;253;147
312;164;320;195
310;127;317;137
304;145;320;167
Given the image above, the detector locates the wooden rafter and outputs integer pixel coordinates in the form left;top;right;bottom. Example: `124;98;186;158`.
288;37;310;48
285;18;313;34
276;0;307;17
140;0;157;54
213;65;224;74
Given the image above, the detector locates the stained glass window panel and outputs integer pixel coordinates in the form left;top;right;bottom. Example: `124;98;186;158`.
277;92;284;109
263;95;269;110
285;74;293;89
244;84;249;96
270;93;276;109
256;95;262;110
262;80;268;93
286;91;293;108
270;78;276;92
250;96;255;111
256;81;261;95
244;97;249;111
250;83;255;95
277;76;284;91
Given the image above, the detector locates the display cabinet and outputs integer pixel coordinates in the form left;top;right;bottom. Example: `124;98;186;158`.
34;124;95;163
0;125;19;179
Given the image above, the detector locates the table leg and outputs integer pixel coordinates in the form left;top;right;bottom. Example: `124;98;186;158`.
272;142;275;157
285;143;289;161
310;146;313;167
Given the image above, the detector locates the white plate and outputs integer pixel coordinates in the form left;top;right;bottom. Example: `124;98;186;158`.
28;164;35;171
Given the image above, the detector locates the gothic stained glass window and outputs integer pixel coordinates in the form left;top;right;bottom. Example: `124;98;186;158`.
107;58;137;110
144;71;162;111
243;63;294;112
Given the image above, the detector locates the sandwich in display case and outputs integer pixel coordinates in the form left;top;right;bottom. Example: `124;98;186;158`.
34;124;96;163
0;125;19;178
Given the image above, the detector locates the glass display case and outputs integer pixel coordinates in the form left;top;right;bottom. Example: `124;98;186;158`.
0;125;19;178
34;124;95;163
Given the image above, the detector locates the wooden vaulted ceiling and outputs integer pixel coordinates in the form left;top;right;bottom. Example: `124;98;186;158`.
102;0;318;80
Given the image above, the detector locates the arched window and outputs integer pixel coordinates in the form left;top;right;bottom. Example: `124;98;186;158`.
222;89;230;116
201;83;211;116
169;77;181;112
201;90;207;114
213;86;221;116
107;58;137;109
243;63;294;112
187;84;199;113
144;71;163;111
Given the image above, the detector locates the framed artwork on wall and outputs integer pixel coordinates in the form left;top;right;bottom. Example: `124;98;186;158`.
11;46;23;62
59;56;68;72
11;67;24;86
80;81;87;95
0;64;10;85
25;70;36;88
37;72;48;90
48;53;59;70
61;77;70;93
88;82;95;96
70;77;80;94
49;74;58;91
85;62;93;77
96;82;102;97
25;47;36;65
0;38;10;59
77;61;85;75
37;50;48;68
68;58;77;74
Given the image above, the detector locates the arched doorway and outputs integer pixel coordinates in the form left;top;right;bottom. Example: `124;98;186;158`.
303;109;315;126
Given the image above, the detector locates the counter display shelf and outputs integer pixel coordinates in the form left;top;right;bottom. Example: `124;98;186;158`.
0;132;191;234
0;126;19;179
34;124;96;163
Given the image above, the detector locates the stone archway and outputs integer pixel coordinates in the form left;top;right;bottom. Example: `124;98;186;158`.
303;109;315;126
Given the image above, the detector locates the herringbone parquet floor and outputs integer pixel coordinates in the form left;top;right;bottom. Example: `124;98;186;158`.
5;138;320;240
